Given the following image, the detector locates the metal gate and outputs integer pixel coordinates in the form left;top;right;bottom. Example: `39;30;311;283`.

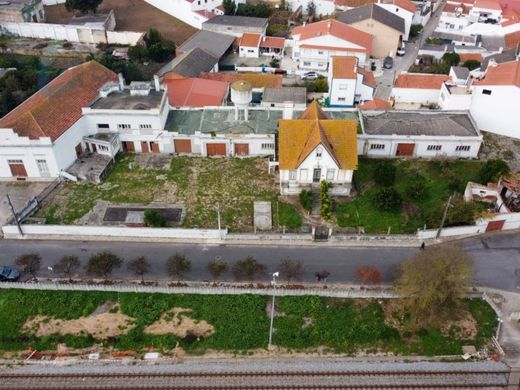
314;226;329;241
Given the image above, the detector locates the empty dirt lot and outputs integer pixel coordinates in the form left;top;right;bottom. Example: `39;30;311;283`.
44;0;197;45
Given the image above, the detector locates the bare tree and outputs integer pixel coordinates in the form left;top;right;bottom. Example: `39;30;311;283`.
127;256;151;283
232;256;266;281
315;270;330;282
53;255;80;281
166;253;191;280
207;258;228;280
356;265;383;284
15;253;41;279
279;258;304;282
84;250;123;281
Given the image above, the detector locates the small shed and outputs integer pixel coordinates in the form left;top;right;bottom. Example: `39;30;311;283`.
254;201;272;230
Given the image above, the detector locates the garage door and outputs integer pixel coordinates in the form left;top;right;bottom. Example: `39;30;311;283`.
8;160;28;177
207;143;226;156
122;141;135;152
234;143;249;156
486;220;505;232
151;142;160;153
396;143;415;157
174;139;192;154
141;142;149;153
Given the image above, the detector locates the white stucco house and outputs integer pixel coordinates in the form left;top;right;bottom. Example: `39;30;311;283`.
291;19;373;72
278;101;358;196
391;72;450;106
327;56;376;107
376;0;416;41
144;0;224;29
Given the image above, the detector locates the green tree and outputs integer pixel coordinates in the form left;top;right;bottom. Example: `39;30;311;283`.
373;187;402;211
144;209;166;227
166;253;191;279
65;0;103;14
406;173;427;200
53;255;80;281
409;24;423;39
128;44;148;62
127;256;150;282
463;59;481;70
426;196;483;228
441;52;461;66
15;253;41;279
299;190;313;213
207;258;228;280
373;160;396;186
85;251;123;280
479;159;510;184
232;256;266;281
223;0;236;15
394;245;473;328
320;180;333;220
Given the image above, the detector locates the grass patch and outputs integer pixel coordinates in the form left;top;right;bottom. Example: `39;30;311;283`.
336;159;485;234
0;290;497;356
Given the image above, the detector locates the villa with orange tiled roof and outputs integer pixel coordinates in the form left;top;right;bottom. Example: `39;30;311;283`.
327;56;376;106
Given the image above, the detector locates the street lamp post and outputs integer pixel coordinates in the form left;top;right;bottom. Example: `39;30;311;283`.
268;271;279;350
215;203;222;240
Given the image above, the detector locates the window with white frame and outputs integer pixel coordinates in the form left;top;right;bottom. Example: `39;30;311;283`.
118;124;131;130
261;143;275;150
427;145;442;151
326;169;335;180
289;170;297;180
300;168;308;181
456;145;471;152
139;124;152;129
370;144;385;150
36;159;50;176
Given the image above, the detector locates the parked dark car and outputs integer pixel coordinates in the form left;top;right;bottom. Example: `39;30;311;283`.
0;266;20;282
383;56;394;69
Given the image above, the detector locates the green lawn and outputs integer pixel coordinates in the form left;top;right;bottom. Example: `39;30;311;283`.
36;155;285;231
336;159;485;234
0;289;497;356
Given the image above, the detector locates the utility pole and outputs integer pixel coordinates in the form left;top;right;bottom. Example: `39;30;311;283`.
268;271;279;350
216;203;222;240
436;194;453;239
6;194;23;236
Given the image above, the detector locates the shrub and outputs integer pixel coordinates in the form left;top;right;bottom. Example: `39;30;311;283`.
356;265;383;284
320;181;332;221
15;253;41;278
53;255;80;280
426;196;484;228
299;190;313;213
127;256;150;282
373;160;396;186
207;258;228;280
406;173;427;200
442;52;461;66
278;202;302;229
373;187;402;211
269;58;280;68
279;258;304;282
479;159;510;184
166;253;191;279
410;24;423;39
128;44;148;62
463;60;481;70
232;256;266;281
144;209;166;227
85;251;123;279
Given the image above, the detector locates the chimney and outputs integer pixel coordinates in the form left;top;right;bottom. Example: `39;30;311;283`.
153;74;160;92
498;46;503;53
118;73;125;90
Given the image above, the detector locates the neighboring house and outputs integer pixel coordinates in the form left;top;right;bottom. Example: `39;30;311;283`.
358;96;393;109
164;77;229;108
376;0;415;40
144;0;222;29
261;87;307;109
337;4;405;58
449;66;470;85
0;61;117;180
358;111;483;158
291;19;373;72
470;59;520;138
202;15;268;37
327;56;376;107
278;101;358;196
177;30;235;61
480;48;519;70
239;34;285;58
0;0;45;23
199;72;283;90
157;48;219;79
288;0;335;16
392;73;450;106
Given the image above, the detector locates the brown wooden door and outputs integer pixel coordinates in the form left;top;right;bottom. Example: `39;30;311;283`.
207;143;226;156
125;141;135;152
151;142;160;153
174;139;192;154
141;142;149;153
8;161;27;177
486;220;505;232
234;143;249;156
396;143;415;156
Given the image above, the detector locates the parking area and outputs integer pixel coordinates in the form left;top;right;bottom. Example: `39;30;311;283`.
0;182;49;225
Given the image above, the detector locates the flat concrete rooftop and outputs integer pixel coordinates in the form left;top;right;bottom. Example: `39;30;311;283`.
90;90;164;110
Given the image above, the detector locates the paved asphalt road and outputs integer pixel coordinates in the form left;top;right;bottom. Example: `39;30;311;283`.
0;231;519;290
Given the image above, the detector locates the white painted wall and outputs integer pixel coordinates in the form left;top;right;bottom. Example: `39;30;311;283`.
377;3;413;41
239;45;260;58
328;76;357;106
470;85;520;138
144;0;213;29
392;87;441;104
438;83;472;110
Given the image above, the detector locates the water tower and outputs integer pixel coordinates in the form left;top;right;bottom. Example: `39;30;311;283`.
230;80;252;121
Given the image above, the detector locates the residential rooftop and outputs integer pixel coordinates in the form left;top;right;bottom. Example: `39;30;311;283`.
337;4;405;33
262;87;307;104
177;30;235;59
451;66;470;79
90;89;164;110
361;111;480;137
202;15;268;27
158;48;217;78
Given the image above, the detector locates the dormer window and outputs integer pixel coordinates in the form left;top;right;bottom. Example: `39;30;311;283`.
316;146;323;158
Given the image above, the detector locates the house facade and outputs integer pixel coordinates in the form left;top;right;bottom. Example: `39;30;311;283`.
278;102;358;196
376;0;415;40
291;19;373;72
392;73;450;106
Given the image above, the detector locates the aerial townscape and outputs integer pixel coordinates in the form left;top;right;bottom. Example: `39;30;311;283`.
1;0;520;388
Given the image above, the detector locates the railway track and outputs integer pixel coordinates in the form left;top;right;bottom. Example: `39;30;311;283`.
0;367;513;389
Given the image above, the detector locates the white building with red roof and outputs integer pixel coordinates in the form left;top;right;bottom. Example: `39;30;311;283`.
391;73;450;106
291;19;373;72
238;34;285;58
376;0;416;40
327;56;376;106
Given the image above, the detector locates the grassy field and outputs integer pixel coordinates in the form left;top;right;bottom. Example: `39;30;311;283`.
336;159;485;234
36;154;298;231
0;290;497;356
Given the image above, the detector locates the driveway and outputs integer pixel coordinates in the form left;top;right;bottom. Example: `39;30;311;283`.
0;182;49;225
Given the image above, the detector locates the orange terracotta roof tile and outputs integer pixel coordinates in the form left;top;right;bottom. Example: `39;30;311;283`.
260;36;285;49
240;33;262;48
279;101;358;170
443;3;470;13
292;19;372;53
392;0;416;13
500;7;520;26
476;60;520;87
505;30;520;49
394;73;450;89
199;72;283;88
0;61;117;142
458;52;483;62
357;67;377;87
332;56;358;78
165;77;229;107
358;97;393;109
474;0;502;9
299;44;368;53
